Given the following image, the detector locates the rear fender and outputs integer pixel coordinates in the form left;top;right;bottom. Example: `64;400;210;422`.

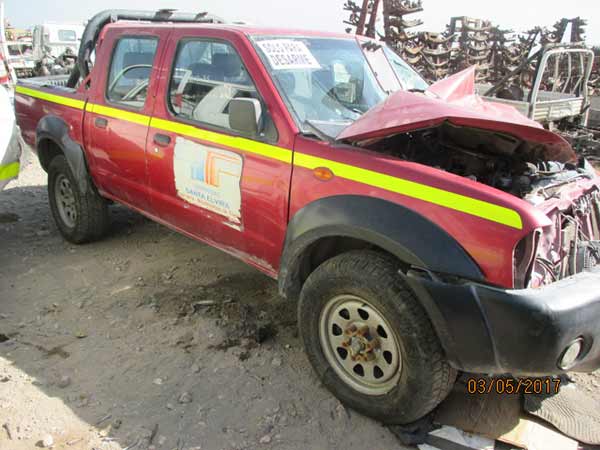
36;115;90;193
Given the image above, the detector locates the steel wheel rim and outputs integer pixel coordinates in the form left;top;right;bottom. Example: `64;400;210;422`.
319;294;402;396
55;174;77;228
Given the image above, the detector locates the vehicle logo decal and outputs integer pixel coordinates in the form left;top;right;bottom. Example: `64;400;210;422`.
15;86;523;229
173;137;243;224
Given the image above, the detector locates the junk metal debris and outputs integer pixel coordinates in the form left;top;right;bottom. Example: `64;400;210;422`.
343;0;600;93
344;0;600;177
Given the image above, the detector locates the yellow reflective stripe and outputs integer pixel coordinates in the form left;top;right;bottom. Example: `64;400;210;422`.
12;87;522;229
150;117;292;164
0;161;20;181
294;152;523;230
15;85;85;110
91;103;151;127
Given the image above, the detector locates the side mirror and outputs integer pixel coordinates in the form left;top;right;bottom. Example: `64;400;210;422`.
229;98;262;136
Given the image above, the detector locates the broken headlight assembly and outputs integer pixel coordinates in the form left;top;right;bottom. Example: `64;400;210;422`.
513;230;541;289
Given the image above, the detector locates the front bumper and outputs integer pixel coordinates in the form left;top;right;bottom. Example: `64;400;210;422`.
405;269;600;375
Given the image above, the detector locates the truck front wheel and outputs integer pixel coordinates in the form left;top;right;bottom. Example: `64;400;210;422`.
48;155;109;244
298;250;456;424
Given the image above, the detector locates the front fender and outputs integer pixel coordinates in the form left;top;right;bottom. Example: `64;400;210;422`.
279;195;484;299
36;115;90;193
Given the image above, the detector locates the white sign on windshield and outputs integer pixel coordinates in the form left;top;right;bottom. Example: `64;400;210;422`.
257;39;321;70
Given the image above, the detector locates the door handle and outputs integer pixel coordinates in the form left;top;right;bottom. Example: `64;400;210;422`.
153;133;171;147
94;117;108;129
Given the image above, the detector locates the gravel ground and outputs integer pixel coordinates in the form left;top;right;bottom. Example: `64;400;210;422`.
2;147;600;450
0;149;407;450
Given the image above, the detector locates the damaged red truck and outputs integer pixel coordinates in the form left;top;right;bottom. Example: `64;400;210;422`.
14;10;600;424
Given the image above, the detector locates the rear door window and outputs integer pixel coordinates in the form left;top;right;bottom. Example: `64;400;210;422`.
106;37;158;109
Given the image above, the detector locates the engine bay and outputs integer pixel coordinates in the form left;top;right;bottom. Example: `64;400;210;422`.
367;122;596;200
365;122;600;287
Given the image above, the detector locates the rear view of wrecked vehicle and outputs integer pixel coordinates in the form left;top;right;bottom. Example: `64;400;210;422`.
13;10;600;425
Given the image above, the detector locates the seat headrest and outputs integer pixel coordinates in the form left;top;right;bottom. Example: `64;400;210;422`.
212;53;242;79
188;62;212;77
122;52;154;78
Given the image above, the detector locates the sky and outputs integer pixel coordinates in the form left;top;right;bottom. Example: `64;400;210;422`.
3;0;600;46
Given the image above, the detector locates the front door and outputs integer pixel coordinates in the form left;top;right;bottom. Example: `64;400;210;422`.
146;30;295;275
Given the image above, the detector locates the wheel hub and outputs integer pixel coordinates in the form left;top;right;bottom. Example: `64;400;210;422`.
54;174;77;228
319;295;402;396
342;324;380;362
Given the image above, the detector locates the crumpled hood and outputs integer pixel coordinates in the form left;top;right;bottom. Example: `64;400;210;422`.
337;67;576;162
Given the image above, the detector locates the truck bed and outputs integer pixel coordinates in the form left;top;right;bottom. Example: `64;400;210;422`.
23;75;72;89
477;84;585;123
14;78;85;151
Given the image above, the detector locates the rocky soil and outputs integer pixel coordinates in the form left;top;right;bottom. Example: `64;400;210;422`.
1;147;599;450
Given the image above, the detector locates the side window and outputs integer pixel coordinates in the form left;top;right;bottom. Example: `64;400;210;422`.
169;39;276;140
107;37;158;108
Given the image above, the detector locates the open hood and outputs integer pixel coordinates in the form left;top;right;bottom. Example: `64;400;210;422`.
337;67;576;163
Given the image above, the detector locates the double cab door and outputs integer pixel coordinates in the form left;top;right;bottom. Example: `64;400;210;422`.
84;27;170;212
87;26;295;275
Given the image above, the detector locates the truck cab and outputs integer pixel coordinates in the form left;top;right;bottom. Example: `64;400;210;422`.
14;10;600;425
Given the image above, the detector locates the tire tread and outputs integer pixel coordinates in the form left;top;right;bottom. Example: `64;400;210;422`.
299;250;456;423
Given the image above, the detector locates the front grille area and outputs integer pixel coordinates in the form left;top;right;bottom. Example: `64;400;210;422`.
530;190;600;287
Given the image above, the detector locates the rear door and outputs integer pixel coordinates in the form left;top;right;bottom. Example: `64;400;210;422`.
84;27;169;212
146;29;296;275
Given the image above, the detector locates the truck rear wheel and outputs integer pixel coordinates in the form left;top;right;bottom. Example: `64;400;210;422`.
48;155;108;244
298;250;456;424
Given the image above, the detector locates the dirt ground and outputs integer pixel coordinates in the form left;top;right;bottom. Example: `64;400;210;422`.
2;147;600;450
0;149;409;450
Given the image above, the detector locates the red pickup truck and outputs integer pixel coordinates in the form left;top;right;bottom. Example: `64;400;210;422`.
15;10;600;424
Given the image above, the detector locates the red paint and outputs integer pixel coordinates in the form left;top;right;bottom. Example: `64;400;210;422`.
338;67;576;163
13;23;600;289
84;27;172;212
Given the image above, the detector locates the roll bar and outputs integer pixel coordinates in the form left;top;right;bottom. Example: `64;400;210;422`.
67;9;225;87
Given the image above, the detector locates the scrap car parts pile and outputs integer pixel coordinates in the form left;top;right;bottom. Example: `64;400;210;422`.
344;1;600;172
343;0;599;92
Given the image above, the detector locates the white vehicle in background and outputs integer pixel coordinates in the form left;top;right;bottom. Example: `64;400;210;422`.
0;50;14;88
31;23;83;76
32;23;84;60
0;84;21;190
6;39;35;78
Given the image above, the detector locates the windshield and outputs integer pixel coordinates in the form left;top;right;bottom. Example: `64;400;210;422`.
383;47;428;91
252;36;387;136
359;39;428;92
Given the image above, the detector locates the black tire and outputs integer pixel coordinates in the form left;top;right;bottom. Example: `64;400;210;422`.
47;155;109;244
298;250;456;424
